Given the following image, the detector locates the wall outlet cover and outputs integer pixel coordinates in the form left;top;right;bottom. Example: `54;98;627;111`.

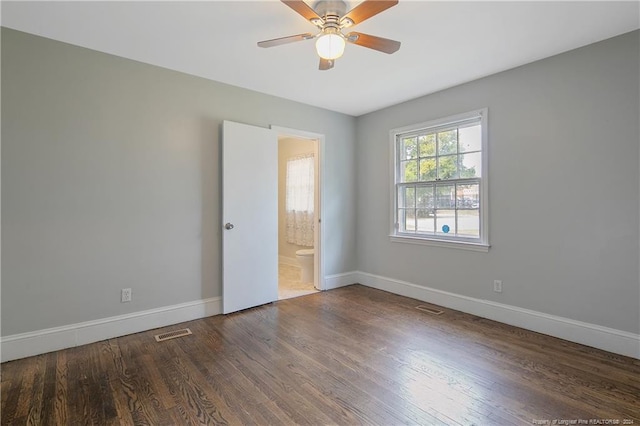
121;288;132;302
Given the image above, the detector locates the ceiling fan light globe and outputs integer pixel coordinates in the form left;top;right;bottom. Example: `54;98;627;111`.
315;33;345;60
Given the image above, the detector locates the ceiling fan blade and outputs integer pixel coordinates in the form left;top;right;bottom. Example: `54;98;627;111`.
281;0;322;22
257;33;314;48
346;32;401;54
319;58;335;71
341;0;398;26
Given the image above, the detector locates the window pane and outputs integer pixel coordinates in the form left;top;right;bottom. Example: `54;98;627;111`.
416;209;435;233
436;210;455;235
457;209;479;237
416;186;434;209
459;152;482;178
437;155;458;180
400;160;418;182
404;209;416;232
401;137;418;160
456;183;479;209
418;134;436;157
419;158;437;181
438;130;457;155
436;184;455;209
459;124;481;153
286;156;315;213
397;209;406;232
399;186;415;208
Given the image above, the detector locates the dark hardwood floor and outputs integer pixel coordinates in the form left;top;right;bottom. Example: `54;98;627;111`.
2;284;639;425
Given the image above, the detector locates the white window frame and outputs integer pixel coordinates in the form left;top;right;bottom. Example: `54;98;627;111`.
389;108;490;252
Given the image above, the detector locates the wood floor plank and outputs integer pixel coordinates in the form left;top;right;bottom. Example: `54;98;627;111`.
23;355;46;425
38;352;58;426
66;344;106;425
98;339;136;425
50;350;69;426
12;356;41;421
2;285;639;425
158;340;245;425
0;359;24;424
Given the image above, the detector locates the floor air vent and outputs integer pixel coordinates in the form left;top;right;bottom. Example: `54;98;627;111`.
415;305;444;315
154;328;192;342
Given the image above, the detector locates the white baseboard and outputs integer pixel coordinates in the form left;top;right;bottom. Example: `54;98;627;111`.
1;297;221;362
279;256;299;267
355;271;640;359
4;273;638;361
324;271;359;290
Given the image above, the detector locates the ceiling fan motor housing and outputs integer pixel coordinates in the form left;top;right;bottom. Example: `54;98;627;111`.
312;0;348;19
312;0;354;33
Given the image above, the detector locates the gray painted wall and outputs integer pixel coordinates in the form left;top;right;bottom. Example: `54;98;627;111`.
3;27;639;340
1;29;357;336
356;30;640;334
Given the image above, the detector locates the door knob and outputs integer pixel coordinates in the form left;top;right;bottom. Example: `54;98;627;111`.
224;223;234;230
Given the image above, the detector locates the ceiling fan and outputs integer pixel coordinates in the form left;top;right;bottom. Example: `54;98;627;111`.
258;0;401;70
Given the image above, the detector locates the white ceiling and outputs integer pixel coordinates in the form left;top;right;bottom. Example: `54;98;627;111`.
2;1;639;116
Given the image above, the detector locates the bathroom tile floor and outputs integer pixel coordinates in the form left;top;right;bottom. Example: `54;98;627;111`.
278;263;318;300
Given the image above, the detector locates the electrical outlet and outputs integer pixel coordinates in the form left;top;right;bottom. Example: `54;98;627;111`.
493;280;503;293
121;288;132;302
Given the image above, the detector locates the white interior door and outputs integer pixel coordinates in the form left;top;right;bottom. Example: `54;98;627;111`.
222;120;278;314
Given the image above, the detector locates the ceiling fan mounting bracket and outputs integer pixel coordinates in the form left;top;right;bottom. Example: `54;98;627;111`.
312;0;348;19
312;0;349;33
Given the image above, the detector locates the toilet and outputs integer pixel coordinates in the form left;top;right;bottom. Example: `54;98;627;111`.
295;249;314;283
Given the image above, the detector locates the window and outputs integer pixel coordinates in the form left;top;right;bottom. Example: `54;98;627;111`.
390;109;489;251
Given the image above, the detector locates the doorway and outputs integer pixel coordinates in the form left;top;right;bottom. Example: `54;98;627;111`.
272;126;324;300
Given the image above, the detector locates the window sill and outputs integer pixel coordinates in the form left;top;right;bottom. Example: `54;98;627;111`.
389;235;490;252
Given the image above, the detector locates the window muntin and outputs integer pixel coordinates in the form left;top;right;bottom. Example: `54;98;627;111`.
392;110;488;248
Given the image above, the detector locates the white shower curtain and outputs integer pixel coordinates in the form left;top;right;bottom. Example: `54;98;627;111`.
286;154;314;247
